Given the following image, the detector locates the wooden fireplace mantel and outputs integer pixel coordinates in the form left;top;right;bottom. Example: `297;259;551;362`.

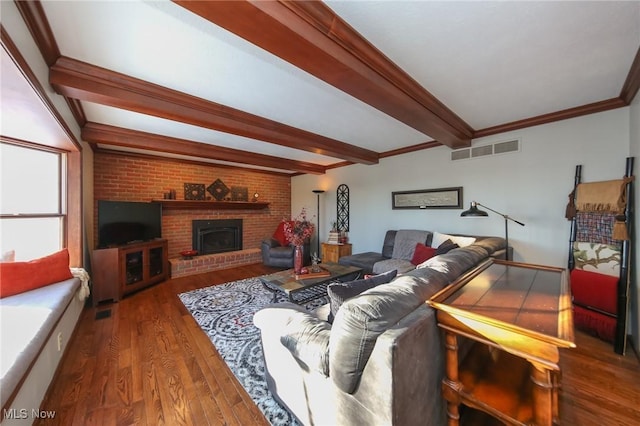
151;200;270;210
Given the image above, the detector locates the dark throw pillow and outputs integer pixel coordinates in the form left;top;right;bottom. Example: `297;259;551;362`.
326;269;398;323
411;243;437;265
435;239;459;255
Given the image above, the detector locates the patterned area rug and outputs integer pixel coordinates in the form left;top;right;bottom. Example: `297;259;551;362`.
178;277;328;426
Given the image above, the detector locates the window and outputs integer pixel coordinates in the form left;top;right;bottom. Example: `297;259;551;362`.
0;142;64;261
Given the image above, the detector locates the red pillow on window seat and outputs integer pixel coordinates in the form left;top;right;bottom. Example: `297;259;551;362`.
570;268;618;315
411;243;437;265
272;221;293;246
0;248;73;298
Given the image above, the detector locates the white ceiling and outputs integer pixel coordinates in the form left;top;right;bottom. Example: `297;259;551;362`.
31;1;640;173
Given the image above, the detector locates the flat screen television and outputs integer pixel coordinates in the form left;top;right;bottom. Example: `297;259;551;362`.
98;200;162;248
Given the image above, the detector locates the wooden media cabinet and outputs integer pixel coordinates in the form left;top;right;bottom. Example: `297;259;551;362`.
92;239;168;305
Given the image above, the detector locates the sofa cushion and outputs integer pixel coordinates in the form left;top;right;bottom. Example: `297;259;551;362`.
411;243;437;265
380;230;397;258
391;230;431;261
329;269;450;394
327;269;397;323
435;239;459;255
431;231;476;249
338;252;388;275
278;310;333;376
472;237;507;256
372;258;415;275
415;245;489;282
0;249;73;298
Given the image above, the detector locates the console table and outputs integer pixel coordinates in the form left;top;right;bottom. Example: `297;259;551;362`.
428;259;575;425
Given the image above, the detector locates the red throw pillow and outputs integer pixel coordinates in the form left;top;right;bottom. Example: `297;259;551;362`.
570;268;618;315
272;221;293;246
0;248;73;298
411;243;437;265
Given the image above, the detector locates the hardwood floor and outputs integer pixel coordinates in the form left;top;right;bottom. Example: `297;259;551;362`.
36;263;640;426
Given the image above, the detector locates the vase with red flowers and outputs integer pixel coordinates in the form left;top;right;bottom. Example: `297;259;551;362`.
283;208;315;274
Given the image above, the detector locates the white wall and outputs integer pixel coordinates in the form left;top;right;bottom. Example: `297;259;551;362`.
293;108;631;269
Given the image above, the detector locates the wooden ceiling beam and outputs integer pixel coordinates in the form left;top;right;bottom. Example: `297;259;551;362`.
173;0;473;149
82;122;327;175
620;45;640;105
50;56;379;165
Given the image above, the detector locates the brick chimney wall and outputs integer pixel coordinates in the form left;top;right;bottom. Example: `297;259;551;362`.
93;153;291;261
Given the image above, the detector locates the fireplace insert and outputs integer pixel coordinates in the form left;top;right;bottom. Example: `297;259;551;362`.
192;219;242;255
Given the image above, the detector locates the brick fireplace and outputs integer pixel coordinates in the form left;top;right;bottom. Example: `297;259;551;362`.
93;152;291;278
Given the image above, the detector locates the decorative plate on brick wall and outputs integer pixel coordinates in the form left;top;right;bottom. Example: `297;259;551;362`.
231;186;248;201
184;183;205;200
207;179;230;201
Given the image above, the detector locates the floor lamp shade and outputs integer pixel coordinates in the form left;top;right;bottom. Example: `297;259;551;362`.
460;201;525;261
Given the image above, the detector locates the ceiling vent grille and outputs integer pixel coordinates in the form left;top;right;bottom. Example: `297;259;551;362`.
471;145;493;158
451;149;470;161
451;139;520;161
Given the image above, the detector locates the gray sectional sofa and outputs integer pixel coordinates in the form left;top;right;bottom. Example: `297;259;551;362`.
253;234;507;425
338;229;510;274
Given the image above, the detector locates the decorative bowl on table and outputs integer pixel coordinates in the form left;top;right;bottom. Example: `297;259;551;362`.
180;250;198;259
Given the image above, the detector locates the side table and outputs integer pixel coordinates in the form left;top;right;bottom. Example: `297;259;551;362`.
428;259;575;425
321;242;352;263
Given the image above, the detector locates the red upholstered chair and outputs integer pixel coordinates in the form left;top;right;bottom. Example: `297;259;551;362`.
261;222;311;268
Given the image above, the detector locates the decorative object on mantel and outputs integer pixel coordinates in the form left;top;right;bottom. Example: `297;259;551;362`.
180;249;198;260
252;192;260;202
283;208;315;274
184;183;205;200
207;178;230;201
231;186;249;201
163;189;176;199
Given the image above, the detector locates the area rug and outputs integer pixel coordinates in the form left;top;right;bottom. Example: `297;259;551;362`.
178;277;328;426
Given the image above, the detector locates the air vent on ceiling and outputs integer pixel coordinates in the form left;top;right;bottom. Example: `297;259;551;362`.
451;139;520;161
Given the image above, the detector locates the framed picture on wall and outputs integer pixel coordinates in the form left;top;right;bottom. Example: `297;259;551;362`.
392;187;463;209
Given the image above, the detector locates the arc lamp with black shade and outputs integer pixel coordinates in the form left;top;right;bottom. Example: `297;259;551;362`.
460;201;525;261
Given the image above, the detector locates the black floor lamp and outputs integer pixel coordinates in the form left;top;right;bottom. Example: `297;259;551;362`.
312;190;325;257
460;201;525;261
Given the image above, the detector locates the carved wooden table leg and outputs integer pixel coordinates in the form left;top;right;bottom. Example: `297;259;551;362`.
443;332;461;426
530;362;554;425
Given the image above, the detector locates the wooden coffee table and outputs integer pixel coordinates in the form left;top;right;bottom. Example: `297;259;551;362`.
428;258;575;426
259;262;362;304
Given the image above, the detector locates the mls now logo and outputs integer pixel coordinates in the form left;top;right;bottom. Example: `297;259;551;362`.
3;408;56;419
